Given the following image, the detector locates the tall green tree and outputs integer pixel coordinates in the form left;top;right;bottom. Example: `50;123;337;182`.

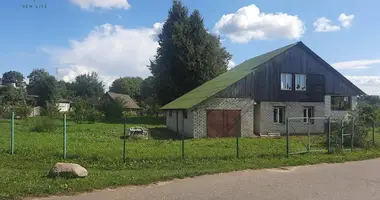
71;72;104;104
140;76;160;116
0;85;27;105
140;76;156;101
27;69;58;106
150;0;231;105
2;71;24;87
109;77;143;101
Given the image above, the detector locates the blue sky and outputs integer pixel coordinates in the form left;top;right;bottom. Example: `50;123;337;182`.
0;0;379;94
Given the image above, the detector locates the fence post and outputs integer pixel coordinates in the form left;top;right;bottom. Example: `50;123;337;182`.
328;117;331;153
236;115;240;159
340;120;344;150
63;114;67;159
307;118;310;153
11;112;14;155
286;118;289;158
373;120;376;146
123;117;127;163
181;134;185;160
351;118;354;152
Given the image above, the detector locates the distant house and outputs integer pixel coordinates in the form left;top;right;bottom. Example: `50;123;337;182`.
105;92;140;111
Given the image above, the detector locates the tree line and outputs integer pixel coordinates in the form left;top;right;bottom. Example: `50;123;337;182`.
0;1;231;120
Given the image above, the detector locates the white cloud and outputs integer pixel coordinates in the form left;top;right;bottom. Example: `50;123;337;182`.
313;17;340;32
345;76;380;95
70;0;130;10
332;59;380;70
228;60;236;70
43;23;162;89
213;4;305;43
339;13;354;28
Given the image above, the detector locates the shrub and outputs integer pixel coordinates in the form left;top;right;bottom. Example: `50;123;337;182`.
70;99;102;123
86;108;103;123
0;104;11;119
31;117;58;132
41;102;60;118
102;98;124;121
330;104;375;150
14;104;32;119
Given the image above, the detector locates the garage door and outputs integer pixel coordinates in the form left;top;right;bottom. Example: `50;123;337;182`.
207;110;241;137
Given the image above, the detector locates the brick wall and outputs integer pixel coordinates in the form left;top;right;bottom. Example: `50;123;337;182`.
191;98;255;138
257;101;325;135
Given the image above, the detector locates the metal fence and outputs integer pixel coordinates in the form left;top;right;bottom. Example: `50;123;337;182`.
1;112;378;162
286;116;377;157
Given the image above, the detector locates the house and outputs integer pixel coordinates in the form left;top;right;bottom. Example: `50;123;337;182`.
57;99;72;112
105;92;140;111
160;41;365;138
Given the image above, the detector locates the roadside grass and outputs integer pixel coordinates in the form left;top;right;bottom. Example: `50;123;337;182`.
0;117;379;200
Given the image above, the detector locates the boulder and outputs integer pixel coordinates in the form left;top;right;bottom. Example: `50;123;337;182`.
48;162;88;178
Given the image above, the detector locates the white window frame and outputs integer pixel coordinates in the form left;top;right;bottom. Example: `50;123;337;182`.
273;107;285;124
303;107;314;124
281;73;292;90
295;74;306;91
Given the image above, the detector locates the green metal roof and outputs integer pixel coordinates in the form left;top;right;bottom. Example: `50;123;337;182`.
160;42;299;110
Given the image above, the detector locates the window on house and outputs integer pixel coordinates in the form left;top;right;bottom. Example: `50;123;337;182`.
295;74;306;91
331;96;351;111
303;107;315;124
273;107;285;124
281;73;292;90
169;110;172;117
183;110;187;119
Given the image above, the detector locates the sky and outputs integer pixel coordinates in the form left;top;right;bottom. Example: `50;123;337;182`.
0;0;379;95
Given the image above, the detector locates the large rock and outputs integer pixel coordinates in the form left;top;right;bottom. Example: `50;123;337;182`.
48;162;88;178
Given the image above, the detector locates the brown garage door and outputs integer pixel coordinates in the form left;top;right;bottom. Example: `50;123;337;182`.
207;110;241;137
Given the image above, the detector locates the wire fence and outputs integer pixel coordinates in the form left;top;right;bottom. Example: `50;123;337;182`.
286;116;378;157
0;112;379;164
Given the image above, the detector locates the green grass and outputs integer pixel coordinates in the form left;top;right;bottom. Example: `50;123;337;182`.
0;117;380;200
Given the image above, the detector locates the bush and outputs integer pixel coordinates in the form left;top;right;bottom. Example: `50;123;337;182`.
31;117;58;132
0;104;11;119
71;99;102;123
41;102;60;118
102;98;124;121
329;104;375;150
14;104;32;119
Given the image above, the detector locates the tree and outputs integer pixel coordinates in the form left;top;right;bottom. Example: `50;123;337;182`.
109;77;143;101
71;72;105;104
57;80;73;99
0;85;27;105
150;0;231;105
358;95;380;107
2;71;24;87
140;76;160;116
27;69;58;106
140;76;156;101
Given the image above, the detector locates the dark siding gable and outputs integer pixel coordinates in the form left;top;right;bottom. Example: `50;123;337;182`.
253;45;362;102
215;42;363;102
216;72;255;98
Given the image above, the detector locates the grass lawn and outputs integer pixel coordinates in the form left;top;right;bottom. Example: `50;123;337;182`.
0;116;379;200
